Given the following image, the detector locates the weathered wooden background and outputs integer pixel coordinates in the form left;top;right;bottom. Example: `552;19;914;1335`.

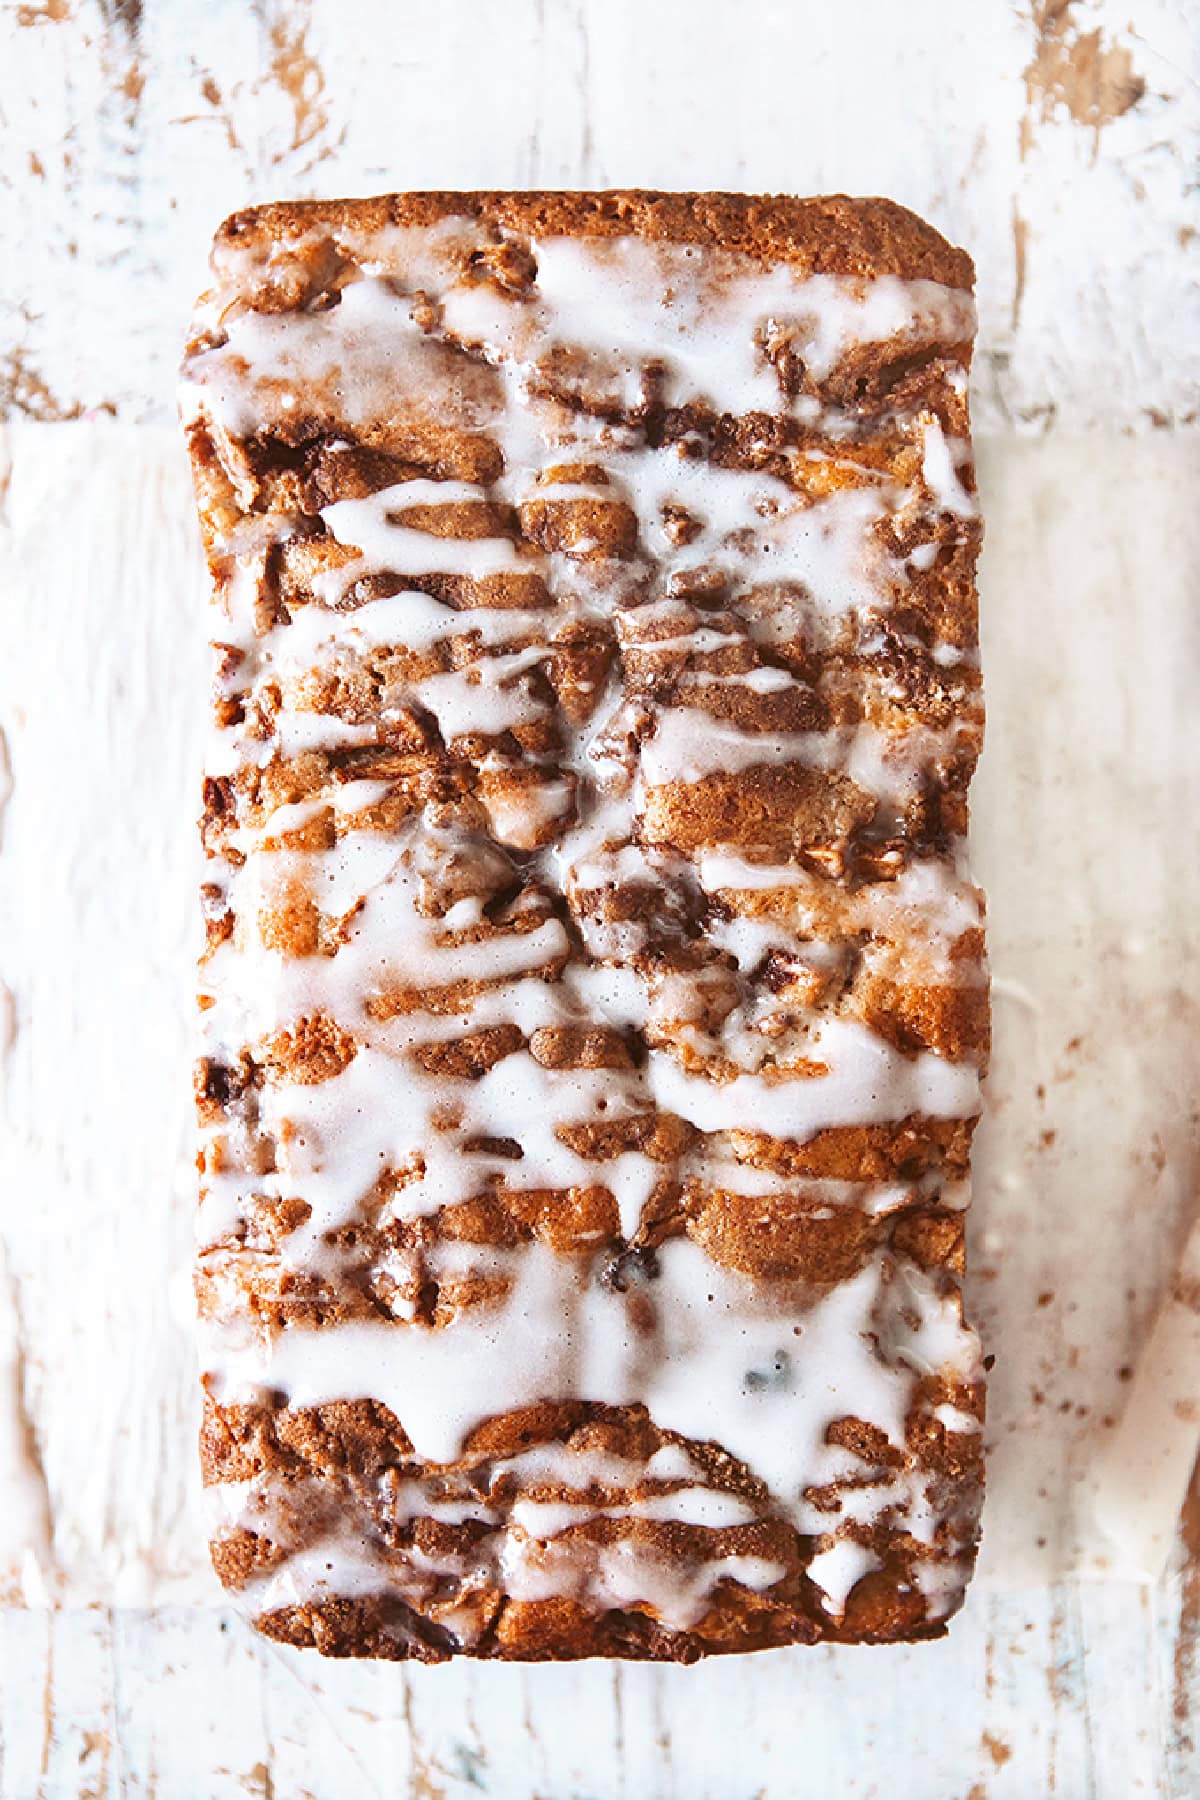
0;1;1198;1795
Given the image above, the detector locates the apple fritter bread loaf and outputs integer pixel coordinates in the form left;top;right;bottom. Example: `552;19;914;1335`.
181;191;987;1662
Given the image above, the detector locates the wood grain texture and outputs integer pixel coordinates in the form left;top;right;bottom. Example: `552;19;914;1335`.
0;425;208;1609
0;1586;1187;1798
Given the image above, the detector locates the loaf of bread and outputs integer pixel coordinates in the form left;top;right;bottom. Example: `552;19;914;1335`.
181;191;987;1662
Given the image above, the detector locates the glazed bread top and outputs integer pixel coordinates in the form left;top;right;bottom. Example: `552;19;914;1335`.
211;190;974;285
182;192;986;1655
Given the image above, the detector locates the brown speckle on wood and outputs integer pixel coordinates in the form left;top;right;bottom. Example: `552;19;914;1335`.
0;348;86;421
262;0;331;157
16;0;70;24
1173;1458;1200;1750
1011;205;1029;332
1023;0;1146;157
982;1730;1012;1767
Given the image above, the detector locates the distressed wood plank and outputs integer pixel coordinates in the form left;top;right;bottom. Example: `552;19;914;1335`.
0;423;211;1605
0;1609;56;1799
0;1591;1189;1798
1;0;1196;429
32;1609;116;1800
1;0;1199;1789
970;433;1200;1590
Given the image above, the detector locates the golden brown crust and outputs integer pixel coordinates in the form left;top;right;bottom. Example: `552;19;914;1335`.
214;190;974;290
187;188;986;1663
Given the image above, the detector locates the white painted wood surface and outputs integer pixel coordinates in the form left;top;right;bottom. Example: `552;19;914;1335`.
2;0;1197;432
0;1585;1186;1799
1;1;1198;1794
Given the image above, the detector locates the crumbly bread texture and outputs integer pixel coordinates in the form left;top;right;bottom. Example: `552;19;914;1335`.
183;190;987;1662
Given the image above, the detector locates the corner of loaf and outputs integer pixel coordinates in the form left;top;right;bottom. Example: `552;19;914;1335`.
183;189;987;1662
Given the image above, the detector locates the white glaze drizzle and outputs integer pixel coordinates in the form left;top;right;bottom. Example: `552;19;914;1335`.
184;211;983;1635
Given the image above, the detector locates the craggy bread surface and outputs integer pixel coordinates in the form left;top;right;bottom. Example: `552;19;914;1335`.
182;190;987;1662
